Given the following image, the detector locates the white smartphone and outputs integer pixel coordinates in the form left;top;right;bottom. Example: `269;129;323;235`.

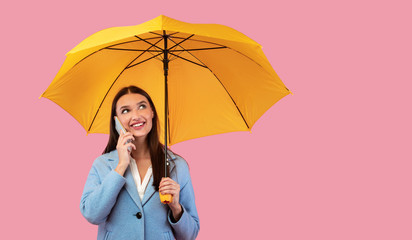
114;116;127;134
114;116;132;152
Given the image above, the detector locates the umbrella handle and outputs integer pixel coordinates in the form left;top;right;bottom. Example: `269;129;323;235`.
160;193;173;204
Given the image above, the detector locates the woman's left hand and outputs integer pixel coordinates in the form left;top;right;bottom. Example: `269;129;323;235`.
159;177;182;219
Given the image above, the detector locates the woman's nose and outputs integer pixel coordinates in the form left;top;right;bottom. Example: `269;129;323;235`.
131;109;141;118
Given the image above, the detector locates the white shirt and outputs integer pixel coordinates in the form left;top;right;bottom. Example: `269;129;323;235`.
129;158;152;201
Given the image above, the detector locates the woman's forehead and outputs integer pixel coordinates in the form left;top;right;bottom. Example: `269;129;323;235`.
117;93;149;107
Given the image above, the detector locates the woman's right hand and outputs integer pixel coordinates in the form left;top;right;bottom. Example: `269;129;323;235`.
115;131;136;176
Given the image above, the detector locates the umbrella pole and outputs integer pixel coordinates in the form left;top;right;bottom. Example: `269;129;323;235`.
159;31;173;204
163;31;169;178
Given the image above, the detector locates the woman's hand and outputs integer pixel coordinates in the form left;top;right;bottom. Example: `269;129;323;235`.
115;131;135;176
159;177;182;221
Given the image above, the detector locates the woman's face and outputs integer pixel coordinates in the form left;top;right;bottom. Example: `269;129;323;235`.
115;93;154;140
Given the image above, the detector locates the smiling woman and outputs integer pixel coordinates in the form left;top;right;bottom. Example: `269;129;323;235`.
80;86;200;240
116;94;154;142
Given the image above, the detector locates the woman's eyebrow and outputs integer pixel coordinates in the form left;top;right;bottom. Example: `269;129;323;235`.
137;100;147;105
119;101;147;110
119;105;130;110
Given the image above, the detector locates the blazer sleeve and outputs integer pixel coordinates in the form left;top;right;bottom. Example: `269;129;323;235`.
80;157;126;225
168;159;200;240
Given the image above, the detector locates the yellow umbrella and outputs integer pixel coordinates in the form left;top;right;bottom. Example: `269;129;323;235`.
40;14;292;155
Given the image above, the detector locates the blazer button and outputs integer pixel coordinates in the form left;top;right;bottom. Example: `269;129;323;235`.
136;212;142;219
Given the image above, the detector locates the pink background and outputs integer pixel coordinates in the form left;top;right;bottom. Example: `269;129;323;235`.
1;0;411;239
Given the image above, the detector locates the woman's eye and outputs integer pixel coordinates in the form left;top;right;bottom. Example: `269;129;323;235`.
139;104;147;110
121;109;129;114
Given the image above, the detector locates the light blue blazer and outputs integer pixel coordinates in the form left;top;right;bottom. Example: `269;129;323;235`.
80;150;200;240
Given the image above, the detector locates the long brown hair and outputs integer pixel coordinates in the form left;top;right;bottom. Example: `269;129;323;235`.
103;86;170;191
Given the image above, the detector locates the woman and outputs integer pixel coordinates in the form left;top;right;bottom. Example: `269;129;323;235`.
80;86;200;240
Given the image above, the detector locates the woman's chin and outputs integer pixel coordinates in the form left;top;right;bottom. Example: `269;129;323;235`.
131;131;150;140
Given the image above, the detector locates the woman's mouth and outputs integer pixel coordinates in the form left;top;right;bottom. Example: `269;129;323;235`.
131;122;145;130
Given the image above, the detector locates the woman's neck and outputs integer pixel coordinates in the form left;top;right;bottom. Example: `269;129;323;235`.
131;137;150;162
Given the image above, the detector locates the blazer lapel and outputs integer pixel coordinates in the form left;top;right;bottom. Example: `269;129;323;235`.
142;175;155;206
106;151;143;210
123;167;143;210
141;157;176;206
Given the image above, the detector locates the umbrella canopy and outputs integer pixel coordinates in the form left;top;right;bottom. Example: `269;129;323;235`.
40;15;292;145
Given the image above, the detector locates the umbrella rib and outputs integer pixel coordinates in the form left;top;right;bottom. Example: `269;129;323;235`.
105;37;162;48
165;34;194;61
126;52;163;69
149;31;163;36
170;46;227;52
170;37;226;48
69;37;162;69
167;34;202;61
106;48;162;52
138;37;165;61
107;37;165;66
121;37;165;62
144;38;166;60
135;35;164;51
87;51;162;132
169;37;267;73
167;38;250;130
207;71;251;130
167;44;180;62
167;36;188;61
167;34;194;51
206;71;250;130
168;52;207;68
150;31;179;36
